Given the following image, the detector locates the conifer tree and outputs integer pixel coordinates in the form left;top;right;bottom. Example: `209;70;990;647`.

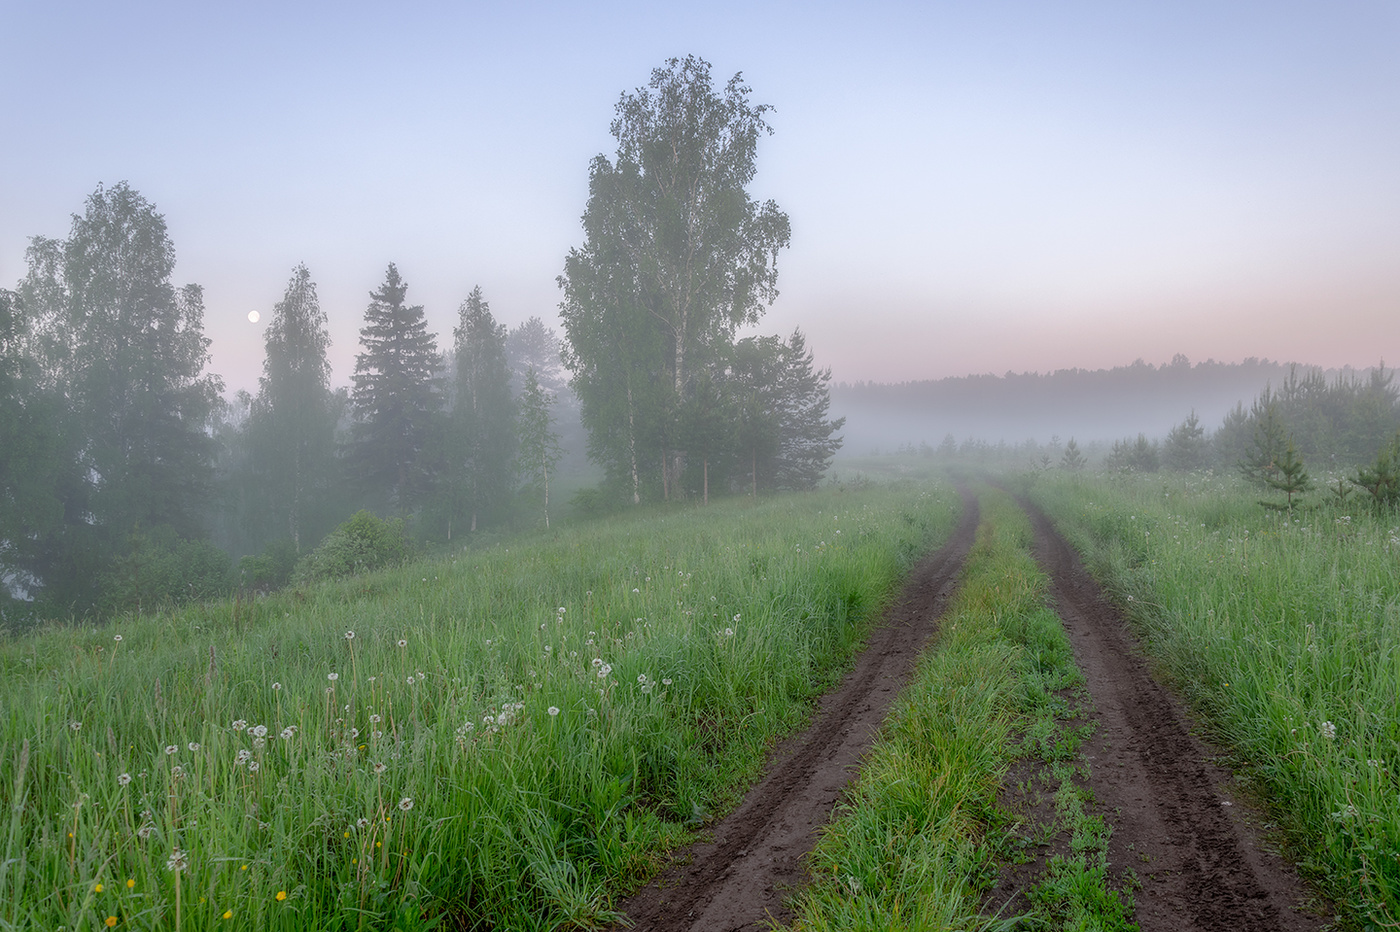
515;367;564;527
1163;410;1208;471
1263;435;1313;513
349;264;442;514
1060;437;1087;471
439;286;515;535
246;264;338;553
774;329;844;491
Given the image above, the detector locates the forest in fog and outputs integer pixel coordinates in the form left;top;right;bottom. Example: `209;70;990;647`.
0;58;846;625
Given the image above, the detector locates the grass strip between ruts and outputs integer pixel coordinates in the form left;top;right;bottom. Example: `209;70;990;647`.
786;486;1138;932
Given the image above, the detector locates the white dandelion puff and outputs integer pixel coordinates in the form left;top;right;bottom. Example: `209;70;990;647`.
398;797;413;811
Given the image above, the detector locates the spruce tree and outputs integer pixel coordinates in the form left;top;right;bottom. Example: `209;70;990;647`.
774;329;844;490
349;264;442;514
246;264;338;553
439;286;515;535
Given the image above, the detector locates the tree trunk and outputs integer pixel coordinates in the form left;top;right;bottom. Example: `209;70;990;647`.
627;381;640;504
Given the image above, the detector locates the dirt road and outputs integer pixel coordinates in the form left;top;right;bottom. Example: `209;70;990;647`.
610;490;1328;931
613;485;979;931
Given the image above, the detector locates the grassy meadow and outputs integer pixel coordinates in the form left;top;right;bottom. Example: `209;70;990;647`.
1028;470;1400;926
0;482;959;931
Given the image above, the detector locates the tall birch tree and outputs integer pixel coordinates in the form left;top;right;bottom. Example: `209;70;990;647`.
560;55;790;501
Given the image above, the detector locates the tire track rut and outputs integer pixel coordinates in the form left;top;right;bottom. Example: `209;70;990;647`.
1011;497;1327;932
612;485;980;931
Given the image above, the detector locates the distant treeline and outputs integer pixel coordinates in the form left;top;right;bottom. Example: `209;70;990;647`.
831;355;1391;452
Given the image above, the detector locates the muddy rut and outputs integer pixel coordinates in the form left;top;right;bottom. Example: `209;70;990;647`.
610;490;1328;931
613;485;980;931
1006;499;1326;931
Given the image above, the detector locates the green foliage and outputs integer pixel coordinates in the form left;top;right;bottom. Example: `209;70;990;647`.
1260;434;1313;513
14;182;223;614
243;264;340;554
1238;397;1287;486
560;56;792;501
292;510;413;584
434;286;515;537
1032;472;1400;927
1162;410;1208;471
0;482;959;930
515;367;564;527
97;525;235;616
349;264;443;514
1352;431;1400;510
237;538;299;591
1059;437;1087;471
1105;434;1160;472
1220;364;1400;473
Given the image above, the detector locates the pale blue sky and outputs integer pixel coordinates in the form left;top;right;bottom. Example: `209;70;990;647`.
3;1;1397;395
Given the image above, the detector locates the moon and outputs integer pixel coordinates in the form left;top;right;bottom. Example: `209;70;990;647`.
247;311;260;324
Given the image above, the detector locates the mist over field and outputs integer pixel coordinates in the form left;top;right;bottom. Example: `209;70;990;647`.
831;356;1314;453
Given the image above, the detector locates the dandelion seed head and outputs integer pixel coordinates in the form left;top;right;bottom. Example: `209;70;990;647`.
344;630;355;640
397;639;407;648
232;720;247;731
166;847;188;872
548;706;560;716
251;724;268;738
280;726;295;740
69;721;81;731
118;772;131;786
164;744;179;755
271;682;282;691
187;742;200;751
327;672;339;681
398;797;413;811
113;634;122;642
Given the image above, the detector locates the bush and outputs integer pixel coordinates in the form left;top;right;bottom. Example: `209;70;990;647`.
292;510;412;584
237;538;299;592
98;526;235;616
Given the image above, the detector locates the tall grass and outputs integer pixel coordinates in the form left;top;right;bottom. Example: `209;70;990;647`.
1029;470;1400;926
0;483;957;931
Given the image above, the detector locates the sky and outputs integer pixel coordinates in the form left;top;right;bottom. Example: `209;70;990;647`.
3;0;1398;397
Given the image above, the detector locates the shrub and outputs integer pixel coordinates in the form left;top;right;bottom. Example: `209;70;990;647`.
98;525;235;616
292;510;412;584
237;538;299;592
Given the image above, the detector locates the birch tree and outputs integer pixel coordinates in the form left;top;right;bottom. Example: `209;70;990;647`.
560;55;790;501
